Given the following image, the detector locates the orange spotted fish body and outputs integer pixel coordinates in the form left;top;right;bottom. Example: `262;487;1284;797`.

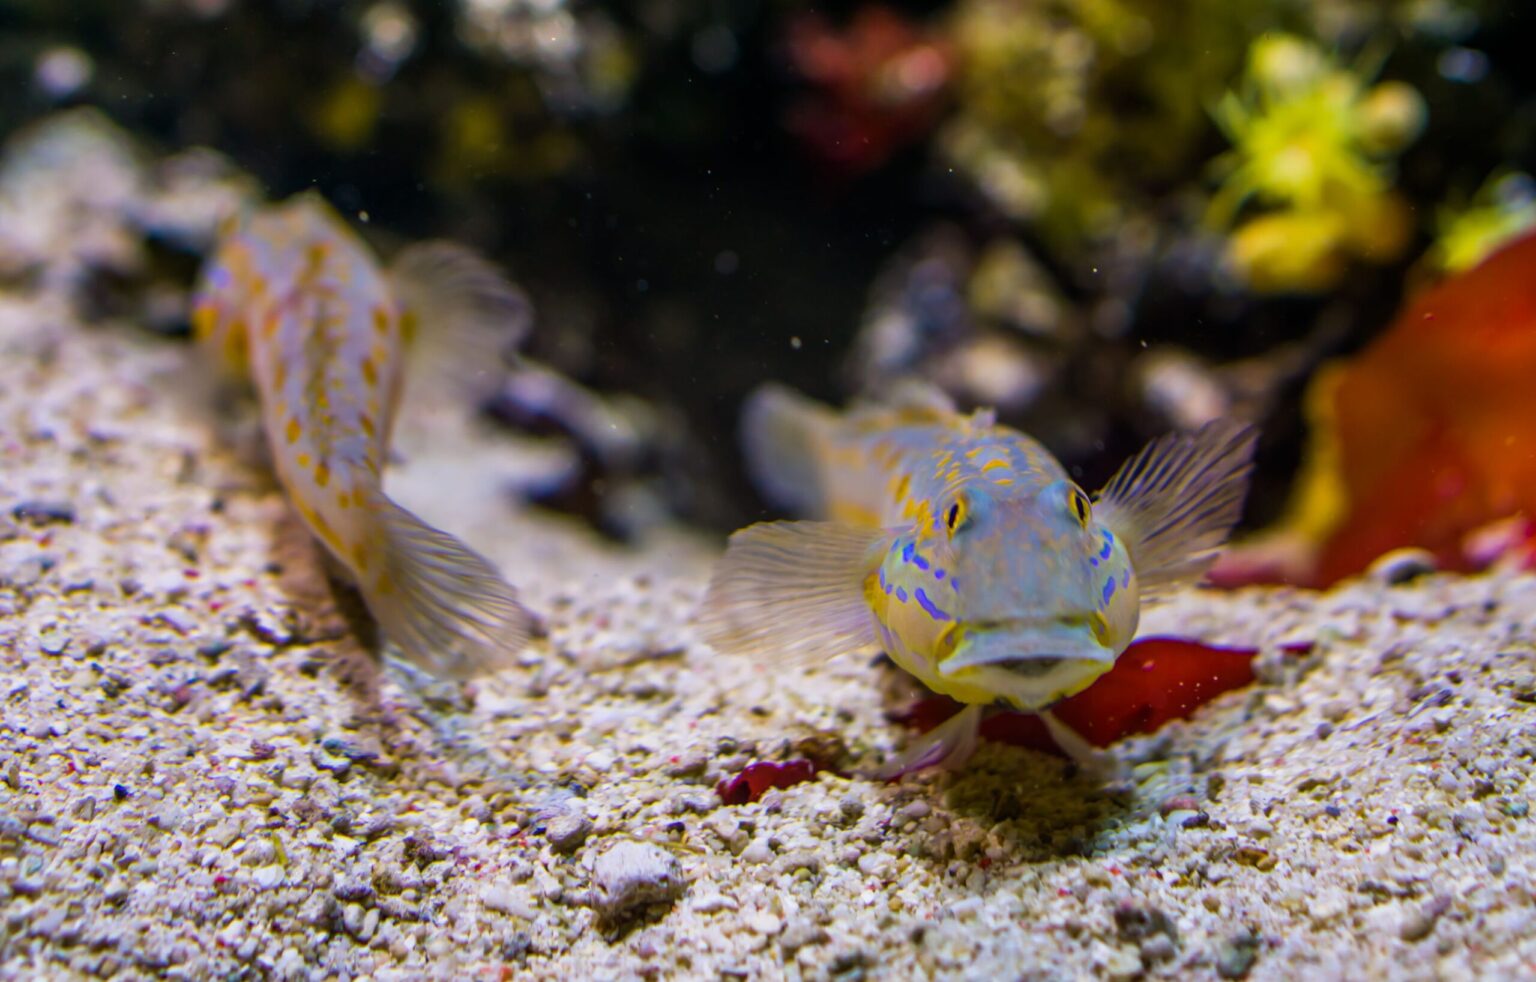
701;384;1256;775
193;194;534;677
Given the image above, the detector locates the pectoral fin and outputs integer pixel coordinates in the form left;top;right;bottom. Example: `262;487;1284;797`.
1094;420;1257;598
874;703;983;780
388;240;532;401
697;520;891;664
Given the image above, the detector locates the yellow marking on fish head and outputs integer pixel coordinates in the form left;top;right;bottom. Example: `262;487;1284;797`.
372;304;391;336
191;301;218;340
296;452;312;469
360;355;378;388
285;416;302;445
913;500;937;538
862;568;886;610
314;462;331;488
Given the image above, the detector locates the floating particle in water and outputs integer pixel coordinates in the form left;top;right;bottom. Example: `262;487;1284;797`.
34;47;93;100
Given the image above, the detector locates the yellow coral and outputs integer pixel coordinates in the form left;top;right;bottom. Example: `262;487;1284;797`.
943;0;1260;249
1431;172;1536;273
1210;34;1425;293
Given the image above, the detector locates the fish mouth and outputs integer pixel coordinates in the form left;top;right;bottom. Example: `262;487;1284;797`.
936;617;1114;677
934;617;1116;710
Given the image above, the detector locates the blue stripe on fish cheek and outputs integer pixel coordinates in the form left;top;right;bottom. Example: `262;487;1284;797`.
912;552;930;571
915;588;951;622
901;542;914;563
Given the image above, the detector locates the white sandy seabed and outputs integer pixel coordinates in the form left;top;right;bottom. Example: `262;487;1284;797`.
1;117;1535;981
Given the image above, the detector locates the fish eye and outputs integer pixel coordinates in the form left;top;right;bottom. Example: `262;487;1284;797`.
945;497;968;535
1068;486;1092;527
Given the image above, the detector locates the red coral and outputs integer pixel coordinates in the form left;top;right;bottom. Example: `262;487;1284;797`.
784;5;952;178
902;636;1262;755
716;759;819;805
1317;231;1536;583
1219;231;1536;587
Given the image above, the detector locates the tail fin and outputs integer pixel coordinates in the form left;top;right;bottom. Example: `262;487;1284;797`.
741;384;837;515
1094;420;1258;599
360;488;535;678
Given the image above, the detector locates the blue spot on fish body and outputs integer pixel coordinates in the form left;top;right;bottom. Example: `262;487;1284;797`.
1099;539;1112;560
934;568;946;580
902;542;914;563
912;552;930;571
915;588;951;621
895;587;908;603
1120;569;1130;588
1102;578;1116;603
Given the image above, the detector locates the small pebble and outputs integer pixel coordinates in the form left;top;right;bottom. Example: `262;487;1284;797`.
545;812;592;854
251;865;284;890
1159;794;1201;817
740;838;773;864
342;904;366;939
12;500;75;525
1215;929;1260;979
588;840;685;928
780;921;830;953
692;892;738;914
1367;548;1437;585
1400;896;1452;942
